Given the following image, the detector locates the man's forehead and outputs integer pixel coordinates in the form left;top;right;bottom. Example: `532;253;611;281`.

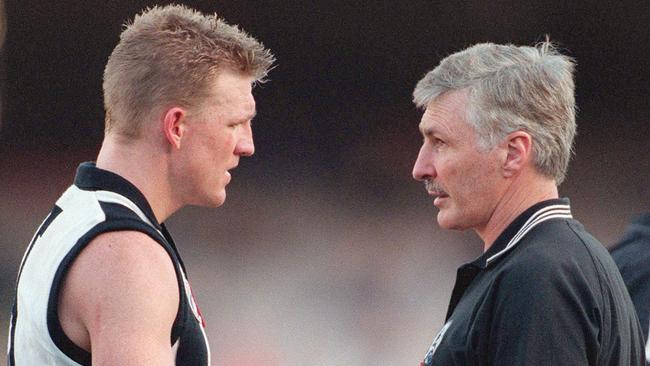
209;72;256;111
212;82;253;102
418;91;469;136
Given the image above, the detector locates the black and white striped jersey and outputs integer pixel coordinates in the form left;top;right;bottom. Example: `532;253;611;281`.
8;162;210;365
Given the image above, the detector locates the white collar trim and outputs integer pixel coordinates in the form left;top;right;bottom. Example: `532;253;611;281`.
486;204;572;266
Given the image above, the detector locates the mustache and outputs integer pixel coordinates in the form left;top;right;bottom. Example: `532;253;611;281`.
424;179;447;195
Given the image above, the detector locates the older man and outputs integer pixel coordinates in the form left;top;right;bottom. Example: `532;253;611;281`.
8;5;274;365
412;41;645;365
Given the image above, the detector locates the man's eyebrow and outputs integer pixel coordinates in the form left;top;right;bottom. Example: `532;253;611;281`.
242;110;257;122
420;122;454;139
419;125;438;137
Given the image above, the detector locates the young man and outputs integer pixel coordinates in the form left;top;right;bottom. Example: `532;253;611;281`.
412;41;645;365
8;5;274;365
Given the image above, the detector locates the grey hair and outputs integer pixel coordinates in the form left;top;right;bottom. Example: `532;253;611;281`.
413;41;576;184
103;4;275;138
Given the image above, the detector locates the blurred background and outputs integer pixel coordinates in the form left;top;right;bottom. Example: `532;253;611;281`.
1;1;648;364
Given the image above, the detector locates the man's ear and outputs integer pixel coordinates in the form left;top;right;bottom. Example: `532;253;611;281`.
502;131;533;178
162;107;187;149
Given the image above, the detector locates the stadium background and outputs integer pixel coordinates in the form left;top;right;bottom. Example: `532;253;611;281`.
0;1;648;364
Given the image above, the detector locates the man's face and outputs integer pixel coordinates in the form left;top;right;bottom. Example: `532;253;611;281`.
177;70;256;207
412;90;505;232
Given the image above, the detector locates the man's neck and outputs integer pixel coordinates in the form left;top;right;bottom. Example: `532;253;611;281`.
477;174;559;252
95;135;179;223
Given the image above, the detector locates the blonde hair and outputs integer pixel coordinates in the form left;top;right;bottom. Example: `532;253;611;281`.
413;40;576;184
103;4;275;137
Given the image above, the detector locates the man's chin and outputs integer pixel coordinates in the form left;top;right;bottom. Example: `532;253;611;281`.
436;211;462;230
210;192;227;207
192;191;227;208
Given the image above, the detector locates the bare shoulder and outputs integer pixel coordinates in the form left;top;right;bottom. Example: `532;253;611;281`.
59;230;179;361
64;230;179;308
73;230;176;280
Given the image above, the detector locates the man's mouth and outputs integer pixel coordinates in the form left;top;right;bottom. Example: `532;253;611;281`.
425;180;447;198
226;163;238;178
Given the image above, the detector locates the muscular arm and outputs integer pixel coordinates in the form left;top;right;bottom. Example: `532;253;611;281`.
58;231;179;365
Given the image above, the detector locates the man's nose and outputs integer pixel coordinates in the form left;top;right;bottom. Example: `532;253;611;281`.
235;128;255;157
412;145;435;181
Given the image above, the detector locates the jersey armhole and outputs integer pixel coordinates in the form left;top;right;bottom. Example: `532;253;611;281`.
46;219;188;365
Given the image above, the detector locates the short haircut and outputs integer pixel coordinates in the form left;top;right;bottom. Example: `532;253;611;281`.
103;4;275;137
413;40;576;184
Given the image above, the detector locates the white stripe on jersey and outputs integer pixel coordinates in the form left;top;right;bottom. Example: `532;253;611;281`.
94;190;156;229
486;204;572;265
11;185;102;365
645;325;650;363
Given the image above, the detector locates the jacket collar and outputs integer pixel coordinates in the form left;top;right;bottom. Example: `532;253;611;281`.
470;198;572;269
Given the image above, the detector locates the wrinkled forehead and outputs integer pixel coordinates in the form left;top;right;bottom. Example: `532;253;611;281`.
418;89;471;137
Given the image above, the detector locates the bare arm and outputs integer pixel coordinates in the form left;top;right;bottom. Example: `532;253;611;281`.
58;231;179;365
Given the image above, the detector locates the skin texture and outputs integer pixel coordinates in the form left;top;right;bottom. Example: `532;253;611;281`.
168;71;256;209
58;231;178;365
412;89;559;250
58;70;257;365
413;90;506;233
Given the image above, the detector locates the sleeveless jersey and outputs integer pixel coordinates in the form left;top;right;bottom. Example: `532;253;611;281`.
8;162;210;365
